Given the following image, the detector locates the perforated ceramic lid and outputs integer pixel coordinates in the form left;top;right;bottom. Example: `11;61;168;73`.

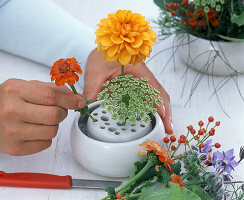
86;106;153;143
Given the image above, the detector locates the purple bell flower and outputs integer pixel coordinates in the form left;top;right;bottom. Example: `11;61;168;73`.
213;149;239;174
201;139;212;153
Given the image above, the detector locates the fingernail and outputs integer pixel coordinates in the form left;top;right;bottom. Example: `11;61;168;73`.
170;122;174;131
162;105;166;118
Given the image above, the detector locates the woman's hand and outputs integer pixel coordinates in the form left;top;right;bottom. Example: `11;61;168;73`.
0;79;86;156
83;49;173;134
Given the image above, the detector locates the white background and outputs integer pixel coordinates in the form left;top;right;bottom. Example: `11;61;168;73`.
0;0;243;199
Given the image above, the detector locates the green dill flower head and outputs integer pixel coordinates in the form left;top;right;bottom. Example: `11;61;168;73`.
194;0;200;5
215;4;221;11
97;75;162;124
204;6;210;13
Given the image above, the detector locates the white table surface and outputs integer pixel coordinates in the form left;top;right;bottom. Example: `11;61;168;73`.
0;0;243;199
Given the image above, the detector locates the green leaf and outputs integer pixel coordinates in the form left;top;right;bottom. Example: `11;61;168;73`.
84;97;93;104
231;11;244;26
139;187;170;200
217;34;244;42
124;161;158;194
168;184;201;200
171;162;181;175
106;186;115;199
154;0;166;10
130;176;158;195
139;184;201;200
188;185;212;200
75;106;88;116
158;166;171;187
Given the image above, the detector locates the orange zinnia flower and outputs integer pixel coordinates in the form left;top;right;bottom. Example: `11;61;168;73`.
95;10;156;66
50;58;82;86
170;173;185;187
139;139;175;173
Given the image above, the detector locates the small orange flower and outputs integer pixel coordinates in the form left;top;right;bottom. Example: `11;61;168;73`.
95;10;156;66
50;58;82;86
170;173;185;187
139;139;175;173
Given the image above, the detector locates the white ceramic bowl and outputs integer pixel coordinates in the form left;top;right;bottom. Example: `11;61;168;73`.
176;34;244;76
70;101;164;177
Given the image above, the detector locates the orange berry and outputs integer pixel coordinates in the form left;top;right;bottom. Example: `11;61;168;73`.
195;136;199;140
198;120;204;126
180;135;186;139
198;129;204;135
215;121;220;126
171;145;177;150
187;125;193;130
170;136;176;142
209;130;215;136
173;3;178;8
208;116;214;122
171;11;176;16
116;193;122;199
199;143;204;149
163;137;170;143
191;129;196;134
215;143;221;148
202;128;206;133
178;138;185;143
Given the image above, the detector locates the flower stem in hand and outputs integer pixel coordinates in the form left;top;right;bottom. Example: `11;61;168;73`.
70;85;96;122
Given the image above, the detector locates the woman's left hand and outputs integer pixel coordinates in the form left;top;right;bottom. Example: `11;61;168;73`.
83;49;173;134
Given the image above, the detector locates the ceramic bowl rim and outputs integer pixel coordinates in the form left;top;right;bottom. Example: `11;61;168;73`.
73;101;163;147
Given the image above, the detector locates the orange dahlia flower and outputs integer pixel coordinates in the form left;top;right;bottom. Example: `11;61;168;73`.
170;173;185;187
50;58;82;86
95;10;156;66
139;139;174;173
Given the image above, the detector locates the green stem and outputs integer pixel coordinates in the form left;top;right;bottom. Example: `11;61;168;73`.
181;169;193;181
205;12;212;38
172;155;183;161
121;65;125;76
86;111;96;122
184;180;206;186
70;84;78;94
123;193;141;199
116;160;153;193
101;160;154;200
70;85;96;122
171;143;181;158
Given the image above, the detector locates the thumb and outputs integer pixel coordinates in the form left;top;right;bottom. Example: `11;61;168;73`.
83;77;104;101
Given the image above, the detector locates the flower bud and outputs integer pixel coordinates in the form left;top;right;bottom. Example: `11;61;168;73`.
199;153;208;161
239;146;244;162
215;180;223;192
241;183;244;191
222;174;231;182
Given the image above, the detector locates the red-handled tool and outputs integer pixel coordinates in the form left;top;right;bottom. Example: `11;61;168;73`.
0;171;121;189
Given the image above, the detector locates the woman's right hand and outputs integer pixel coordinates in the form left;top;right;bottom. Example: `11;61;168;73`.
0;79;86;156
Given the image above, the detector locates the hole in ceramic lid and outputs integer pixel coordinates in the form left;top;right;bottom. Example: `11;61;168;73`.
105;122;110;125
100;126;105;129
117;122;123;126
102;110;107;114
93;113;98;116
101;116;109;121
131;123;136;126
131;129;136;132
140;124;145;127
115;131;120;135
108;127;116;132
121;127;127;130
